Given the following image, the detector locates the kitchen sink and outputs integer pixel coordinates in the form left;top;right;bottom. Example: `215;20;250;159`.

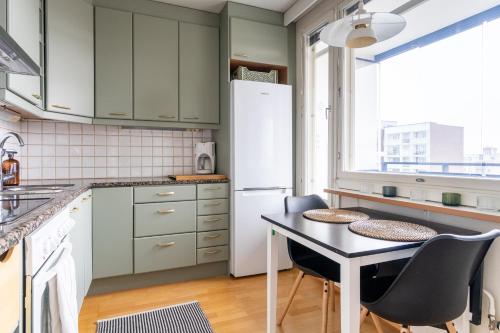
1;184;75;195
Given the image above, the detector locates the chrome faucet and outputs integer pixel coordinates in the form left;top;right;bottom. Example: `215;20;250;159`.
0;132;24;191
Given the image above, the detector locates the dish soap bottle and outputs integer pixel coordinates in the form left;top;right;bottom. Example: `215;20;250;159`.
2;150;20;186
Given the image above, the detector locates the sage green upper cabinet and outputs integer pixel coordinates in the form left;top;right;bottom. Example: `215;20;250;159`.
230;17;287;66
93;187;133;279
95;7;132;120
134;14;178;121
179;23;219;124
46;0;93;117
6;0;42;108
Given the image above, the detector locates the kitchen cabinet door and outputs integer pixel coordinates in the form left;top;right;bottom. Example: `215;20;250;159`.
95;7;133;120
92;187;133;279
68;200;85;311
46;0;93;117
80;191;93;295
134;14;178;121
0;245;22;333
179;22;219;124
7;0;43;108
230;17;287;66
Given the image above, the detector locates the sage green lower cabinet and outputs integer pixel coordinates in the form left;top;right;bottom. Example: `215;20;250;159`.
134;201;196;237
134;185;196;203
197;230;229;248
134;233;196;274
68;190;92;311
92;184;229;283
134;14;179;121
197;214;229;232
197;246;229;265
197;199;229;215
92;187;133;279
197;183;228;200
179;22;219;124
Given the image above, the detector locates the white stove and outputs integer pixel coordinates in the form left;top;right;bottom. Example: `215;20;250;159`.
24;208;76;333
25;209;74;276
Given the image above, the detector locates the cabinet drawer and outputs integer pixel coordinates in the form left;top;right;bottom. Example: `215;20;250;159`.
197;214;229;232
134;185;196;203
134;233;196;274
197;246;229;264
134;201;196;237
197;230;228;248
197;183;228;200
197;199;228;215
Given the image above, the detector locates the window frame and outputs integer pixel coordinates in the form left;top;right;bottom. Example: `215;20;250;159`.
334;0;500;194
295;2;336;199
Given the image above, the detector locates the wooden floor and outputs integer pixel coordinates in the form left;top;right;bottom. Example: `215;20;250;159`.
79;269;398;333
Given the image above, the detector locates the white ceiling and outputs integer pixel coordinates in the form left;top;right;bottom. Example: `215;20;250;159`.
357;0;500;59
151;0;297;13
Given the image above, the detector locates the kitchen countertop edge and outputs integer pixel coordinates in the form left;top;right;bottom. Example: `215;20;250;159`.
0;178;229;254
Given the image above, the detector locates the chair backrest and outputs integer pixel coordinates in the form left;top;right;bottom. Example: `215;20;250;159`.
368;230;500;326
284;195;328;263
284;195;328;214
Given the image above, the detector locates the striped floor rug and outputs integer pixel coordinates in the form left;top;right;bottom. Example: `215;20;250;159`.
96;301;214;333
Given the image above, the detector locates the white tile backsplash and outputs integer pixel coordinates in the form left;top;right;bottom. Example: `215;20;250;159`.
9;119;213;180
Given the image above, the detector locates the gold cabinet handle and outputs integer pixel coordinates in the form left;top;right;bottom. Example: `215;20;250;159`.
157;209;175;215
156;242;175;248
203;218;221;223
204;249;221;255
108;112;128;116
183;116;199;120
233;53;248;58
51;104;71;110
204;233;221;239
156;192;175;196
158;115;176;119
204;202;221;207
32;93;41;100
204;187;221;191
70;207;79;213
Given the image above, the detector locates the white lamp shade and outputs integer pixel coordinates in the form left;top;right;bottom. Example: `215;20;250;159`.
320;12;406;48
346;26;377;48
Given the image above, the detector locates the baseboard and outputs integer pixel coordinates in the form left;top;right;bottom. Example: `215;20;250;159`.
88;261;228;295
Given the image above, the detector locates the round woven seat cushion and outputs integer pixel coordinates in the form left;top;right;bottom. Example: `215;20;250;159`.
348;219;437;242
303;209;369;224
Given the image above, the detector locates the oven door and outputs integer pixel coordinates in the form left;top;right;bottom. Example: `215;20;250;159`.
26;239;76;333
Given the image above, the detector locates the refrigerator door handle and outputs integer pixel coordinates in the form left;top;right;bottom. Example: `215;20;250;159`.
242;187;287;191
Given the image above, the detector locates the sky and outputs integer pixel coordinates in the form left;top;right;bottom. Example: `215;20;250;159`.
372;18;500;155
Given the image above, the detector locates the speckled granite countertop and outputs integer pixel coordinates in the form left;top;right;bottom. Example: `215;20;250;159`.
0;177;229;255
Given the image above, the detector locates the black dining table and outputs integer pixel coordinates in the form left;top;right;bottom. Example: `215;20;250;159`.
261;207;479;333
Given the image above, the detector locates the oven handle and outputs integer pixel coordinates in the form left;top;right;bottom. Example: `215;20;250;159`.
33;240;73;288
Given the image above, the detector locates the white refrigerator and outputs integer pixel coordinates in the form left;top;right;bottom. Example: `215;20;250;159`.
230;80;293;277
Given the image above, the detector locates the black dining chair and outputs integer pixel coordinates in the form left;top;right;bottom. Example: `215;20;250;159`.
360;230;500;333
279;195;378;333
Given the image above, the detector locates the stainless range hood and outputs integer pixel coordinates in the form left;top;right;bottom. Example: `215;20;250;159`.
0;26;40;76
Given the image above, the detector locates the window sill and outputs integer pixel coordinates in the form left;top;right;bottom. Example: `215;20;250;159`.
325;188;500;224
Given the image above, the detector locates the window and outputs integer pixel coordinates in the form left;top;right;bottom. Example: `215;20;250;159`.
414;144;426;156
414;131;426;139
304;33;332;198
346;0;500;179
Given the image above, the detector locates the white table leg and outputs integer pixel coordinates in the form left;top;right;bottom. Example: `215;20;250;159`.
340;257;361;333
267;224;278;333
